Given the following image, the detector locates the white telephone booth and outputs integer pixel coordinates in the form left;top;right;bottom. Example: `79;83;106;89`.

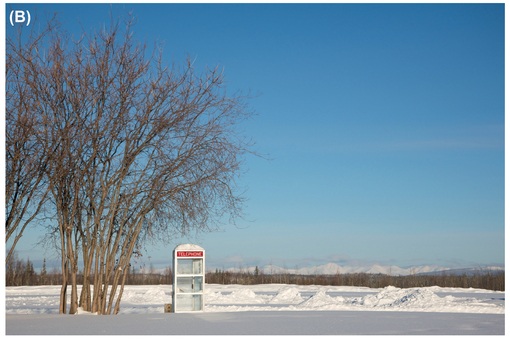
172;244;205;313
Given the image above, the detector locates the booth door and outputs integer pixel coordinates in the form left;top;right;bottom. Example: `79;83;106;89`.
175;258;203;311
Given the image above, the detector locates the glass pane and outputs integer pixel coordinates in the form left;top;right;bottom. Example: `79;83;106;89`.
177;277;193;293
177;259;193;274
193;294;202;311
193;259;203;274
193;276;203;292
176;295;193;311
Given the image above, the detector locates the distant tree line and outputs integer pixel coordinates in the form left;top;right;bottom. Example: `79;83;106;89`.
6;254;504;291
6;253;174;286
204;266;505;292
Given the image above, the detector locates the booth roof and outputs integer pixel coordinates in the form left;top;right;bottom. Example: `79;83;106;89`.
174;243;204;251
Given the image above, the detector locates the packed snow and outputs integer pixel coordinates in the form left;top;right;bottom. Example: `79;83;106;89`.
5;284;504;335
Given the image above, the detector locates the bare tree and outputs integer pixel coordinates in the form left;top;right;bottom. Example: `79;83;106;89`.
5;14;59;264
7;12;257;315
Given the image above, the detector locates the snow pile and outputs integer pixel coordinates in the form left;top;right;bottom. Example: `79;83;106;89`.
230;288;258;300
357;286;442;308
269;287;304;304
121;287;168;304
296;289;341;308
349;286;503;313
205;291;224;302
206;288;268;304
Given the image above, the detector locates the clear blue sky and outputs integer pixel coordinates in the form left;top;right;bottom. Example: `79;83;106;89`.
5;3;505;272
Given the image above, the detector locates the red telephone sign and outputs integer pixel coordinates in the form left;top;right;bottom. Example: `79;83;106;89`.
176;251;203;257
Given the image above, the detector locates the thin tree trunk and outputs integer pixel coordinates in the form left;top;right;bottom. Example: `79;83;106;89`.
80;242;94;311
59;261;67;314
67;230;78;314
106;271;120;315
69;267;78;314
113;268;128;315
91;239;102;314
59;224;67;314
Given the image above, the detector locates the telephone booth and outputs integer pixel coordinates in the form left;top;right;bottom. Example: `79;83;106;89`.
172;244;205;312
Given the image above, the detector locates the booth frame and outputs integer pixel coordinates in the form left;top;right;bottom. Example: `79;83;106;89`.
172;244;205;313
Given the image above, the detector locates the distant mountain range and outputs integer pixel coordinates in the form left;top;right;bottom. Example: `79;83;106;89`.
219;263;504;277
414;266;505;276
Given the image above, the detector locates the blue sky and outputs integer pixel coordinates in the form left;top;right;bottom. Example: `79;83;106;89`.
5;3;505;272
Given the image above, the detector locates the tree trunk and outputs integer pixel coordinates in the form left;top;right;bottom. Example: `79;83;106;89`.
59;226;67;314
79;244;93;311
69;268;78;314
67;231;79;314
59;261;67;314
91;243;102;314
113;268;129;315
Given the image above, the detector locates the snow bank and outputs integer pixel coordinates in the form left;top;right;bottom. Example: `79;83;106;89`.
357;286;441;308
345;286;503;314
296;289;339;308
121;287;169;304
206;288;269;304
269;287;304;304
5;284;504;315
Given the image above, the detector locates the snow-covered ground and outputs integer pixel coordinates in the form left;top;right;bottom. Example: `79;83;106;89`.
5;284;505;335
